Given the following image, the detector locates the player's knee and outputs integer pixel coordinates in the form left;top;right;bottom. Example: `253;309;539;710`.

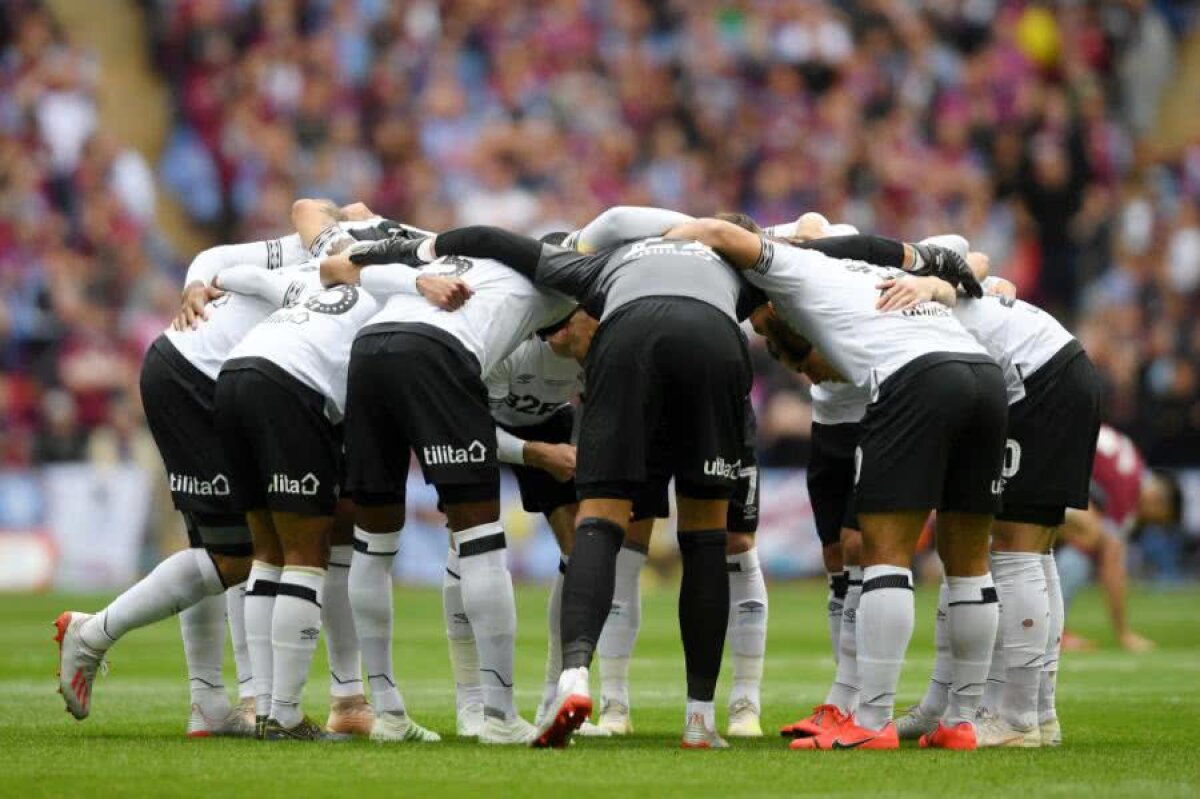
840;528;863;565
821;542;844;573
355;503;405;534
726;531;755;555
444;498;501;532
210;553;252;585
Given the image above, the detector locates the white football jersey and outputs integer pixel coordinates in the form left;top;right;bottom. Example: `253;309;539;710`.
164;263;315;381
228;274;382;423
164;219;384;380
952;293;1075;404
810;381;869;425
748;241;989;398
486;337;583;429
363;255;576;378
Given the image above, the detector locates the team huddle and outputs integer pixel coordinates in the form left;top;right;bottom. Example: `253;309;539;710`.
53;199;1104;751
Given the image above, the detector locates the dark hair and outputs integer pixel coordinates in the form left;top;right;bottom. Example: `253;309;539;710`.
713;212;762;234
536;306;580;339
539;231;570;246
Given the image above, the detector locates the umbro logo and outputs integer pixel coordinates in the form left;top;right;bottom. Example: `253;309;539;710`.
300;627;320;641
452;612;469;625
843;608;857;624
268;472;320;496
738;600;765;616
515;374;534;384
170;473;230;497
423;440;488;466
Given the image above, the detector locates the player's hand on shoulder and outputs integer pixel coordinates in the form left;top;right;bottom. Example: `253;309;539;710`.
320;250;361;287
174;280;224;331
340;202;374;221
417;274;474;311
525;442;576;483
908;242;983;298
875;275;940;312
348;235;427;267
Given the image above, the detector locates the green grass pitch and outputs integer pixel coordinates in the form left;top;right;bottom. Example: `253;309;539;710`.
2;582;1197;798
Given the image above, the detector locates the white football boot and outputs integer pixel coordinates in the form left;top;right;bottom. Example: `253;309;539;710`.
186;701;256;738
681;712;729;750
1040;717;1062;747
532;666;592;748
479;713;537;745
976;715;1040;748
456;702;485;738
726;697;763;738
370;711;442;743
54;612;106;720
894;704;940;740
596;697;633;735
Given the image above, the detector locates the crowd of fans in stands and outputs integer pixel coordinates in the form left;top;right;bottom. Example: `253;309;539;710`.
2;0;1199;473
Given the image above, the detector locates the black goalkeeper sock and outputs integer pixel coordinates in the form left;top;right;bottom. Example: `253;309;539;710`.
561;517;625;670
678;529;730;702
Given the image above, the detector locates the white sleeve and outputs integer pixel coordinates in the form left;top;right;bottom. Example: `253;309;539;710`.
496;426;527;465
184;234;304;285
574;206;695;252
215;265;306;307
359;265;420;297
485;358;511;409
743;238;830;293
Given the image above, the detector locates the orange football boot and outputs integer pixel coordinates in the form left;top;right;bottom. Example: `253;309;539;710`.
789;717;899;750
779;704;848;738
919;721;978;750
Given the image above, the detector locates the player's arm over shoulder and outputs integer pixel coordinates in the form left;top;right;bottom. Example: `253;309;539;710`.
574;206;695;253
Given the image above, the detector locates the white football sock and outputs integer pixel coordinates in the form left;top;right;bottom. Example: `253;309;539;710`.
269;566;326;728
226;583;254;700
81;548;225;652
453;522;518;721
442;548;482;713
856;565;914;731
727;547;768;709
541;557;567;712
323;545;363;700
1040;552;1064;723
825;565;862;713
244;561;281;717
597;544;645;709
916;582;951;718
944;573;1000;727
827;571;846;664
993;551;1048;730
350;528;406;713
685;698;715;730
179;590;229;716
982;615;1006;716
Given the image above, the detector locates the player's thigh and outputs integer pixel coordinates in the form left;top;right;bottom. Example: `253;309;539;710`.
807;422;860;549
663;329;749;507
343;337;412;508
388;334;499;506
212;370;268;515
575;318;656;501
854;365;964;516
941;361;1008;515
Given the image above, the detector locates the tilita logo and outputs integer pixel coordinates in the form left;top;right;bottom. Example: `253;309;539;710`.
702;456;741;479
268;472;320;496
423;440;488;466
170;473;230;496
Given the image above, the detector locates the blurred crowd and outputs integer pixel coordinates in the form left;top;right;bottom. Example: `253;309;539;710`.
2;0;1200;473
